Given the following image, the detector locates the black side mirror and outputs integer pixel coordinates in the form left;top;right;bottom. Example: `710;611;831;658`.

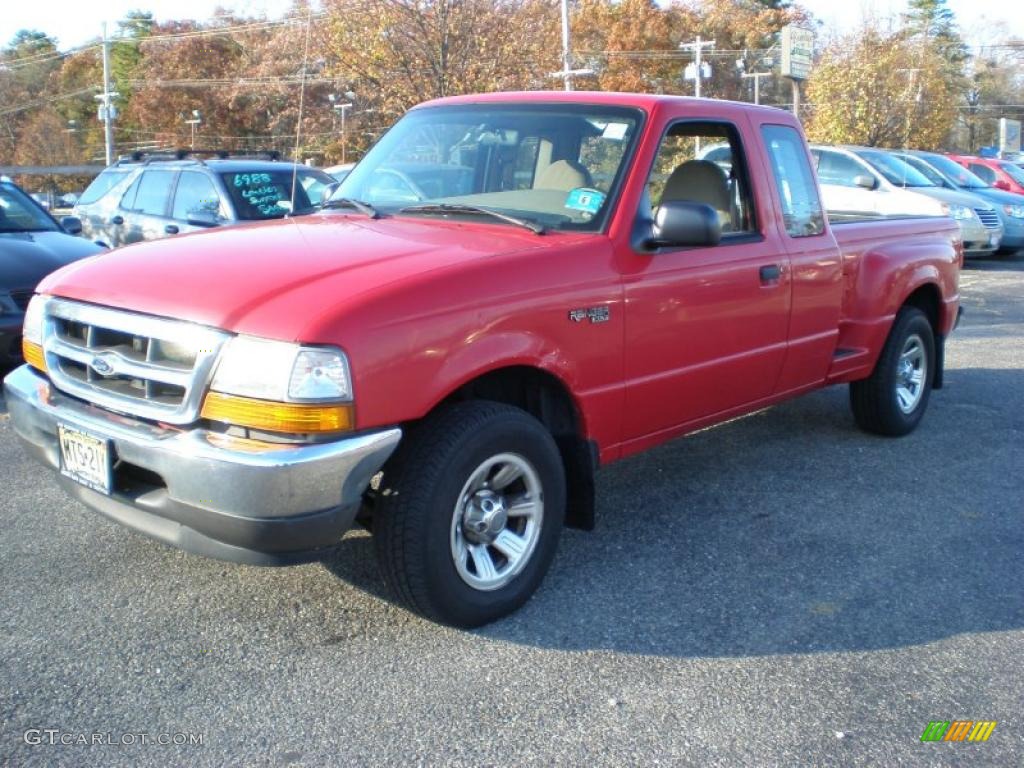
60;215;83;236
321;181;341;205
647;201;721;248
853;174;877;190
186;210;220;227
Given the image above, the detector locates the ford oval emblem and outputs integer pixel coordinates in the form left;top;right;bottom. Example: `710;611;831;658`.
91;356;114;375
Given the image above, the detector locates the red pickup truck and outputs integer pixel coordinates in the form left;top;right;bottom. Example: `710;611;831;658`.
5;92;962;627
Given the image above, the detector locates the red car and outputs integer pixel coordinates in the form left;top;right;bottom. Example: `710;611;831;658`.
5;92;962;627
948;154;1024;195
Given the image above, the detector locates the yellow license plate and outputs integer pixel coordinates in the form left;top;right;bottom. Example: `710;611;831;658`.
58;425;112;495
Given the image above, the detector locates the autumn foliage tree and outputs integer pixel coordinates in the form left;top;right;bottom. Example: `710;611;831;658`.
805;23;959;149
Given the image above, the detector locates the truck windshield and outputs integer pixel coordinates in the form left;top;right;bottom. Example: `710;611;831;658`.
331;103;642;232
0;183;59;233
857;149;934;188
919;153;989;189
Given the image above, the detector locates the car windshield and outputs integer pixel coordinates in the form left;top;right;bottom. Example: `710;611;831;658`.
331;103;643;231
0;183;59;233
219;169;332;220
920;154;989;189
856;149;934;187
899;155;949;187
998;162;1024;186
78;169;131;205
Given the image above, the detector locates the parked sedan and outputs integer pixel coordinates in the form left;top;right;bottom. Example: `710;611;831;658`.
810;145;1003;256
0;181;105;364
892;150;1024;253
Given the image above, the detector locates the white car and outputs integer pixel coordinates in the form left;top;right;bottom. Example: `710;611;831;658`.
810;145;1003;256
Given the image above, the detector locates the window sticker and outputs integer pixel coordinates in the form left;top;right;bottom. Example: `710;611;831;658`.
565;187;605;215
602;122;629;141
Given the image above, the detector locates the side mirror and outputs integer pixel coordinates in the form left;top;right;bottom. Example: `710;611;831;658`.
648;201;721;248
321;181;341;204
993;179;1011;191
60;216;83;236
853;174;877;190
186;210;220;227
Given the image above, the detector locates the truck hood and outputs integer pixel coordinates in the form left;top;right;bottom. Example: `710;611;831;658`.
37;213;553;340
1;231;105;292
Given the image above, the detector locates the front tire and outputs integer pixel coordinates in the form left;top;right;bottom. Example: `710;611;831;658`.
850;306;935;436
373;402;566;627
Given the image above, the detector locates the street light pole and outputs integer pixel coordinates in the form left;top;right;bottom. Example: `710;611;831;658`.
184;110;202;150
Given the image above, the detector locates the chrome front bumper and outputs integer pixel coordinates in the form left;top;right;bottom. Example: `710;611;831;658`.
3;365;401;564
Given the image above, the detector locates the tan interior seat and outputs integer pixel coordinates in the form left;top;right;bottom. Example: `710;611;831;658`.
661;159;731;229
534;159;592;191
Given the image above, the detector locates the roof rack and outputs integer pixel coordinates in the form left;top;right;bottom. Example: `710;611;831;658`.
115;149;287;166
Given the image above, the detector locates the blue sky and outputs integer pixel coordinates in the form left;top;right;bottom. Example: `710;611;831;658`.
1;0;1021;51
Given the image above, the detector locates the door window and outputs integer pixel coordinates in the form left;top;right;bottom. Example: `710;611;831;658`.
127;171;175;217
644;121;757;235
763;125;825;238
813;150;868;187
968;163;996;184
172;172;221;220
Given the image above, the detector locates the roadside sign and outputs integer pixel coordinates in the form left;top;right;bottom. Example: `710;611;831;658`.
999;118;1021;154
781;25;814;80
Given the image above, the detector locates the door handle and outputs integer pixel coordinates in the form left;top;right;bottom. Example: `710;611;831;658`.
165;224;179;235
759;264;782;283
111;215;124;225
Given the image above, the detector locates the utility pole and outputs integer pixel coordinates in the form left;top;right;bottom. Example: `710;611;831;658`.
679;36;716;99
548;0;594;91
97;22;116;165
741;71;771;105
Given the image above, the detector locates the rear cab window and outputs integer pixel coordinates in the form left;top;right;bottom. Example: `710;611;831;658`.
762;125;825;238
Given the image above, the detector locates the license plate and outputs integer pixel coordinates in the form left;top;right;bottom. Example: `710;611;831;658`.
58;425;112;495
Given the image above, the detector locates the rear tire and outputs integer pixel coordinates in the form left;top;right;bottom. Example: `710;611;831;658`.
373;402;566;628
850;306;935;436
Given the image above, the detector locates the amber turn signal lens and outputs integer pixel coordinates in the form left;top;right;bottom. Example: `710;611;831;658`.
200;391;353;433
22;339;46;373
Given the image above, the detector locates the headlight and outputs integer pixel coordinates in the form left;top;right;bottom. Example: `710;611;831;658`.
941;203;974;221
203;336;353;434
210;336;352;402
23;294;46;345
1004;204;1024;218
21;295;47;373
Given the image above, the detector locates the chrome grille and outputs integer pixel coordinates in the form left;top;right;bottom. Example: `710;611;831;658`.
975;208;1000;229
41;297;228;424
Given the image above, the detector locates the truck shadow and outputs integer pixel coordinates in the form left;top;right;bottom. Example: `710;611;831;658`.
963;251;1024;272
324;366;1023;658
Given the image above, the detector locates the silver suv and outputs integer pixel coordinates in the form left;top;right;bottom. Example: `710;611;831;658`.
73;152;335;248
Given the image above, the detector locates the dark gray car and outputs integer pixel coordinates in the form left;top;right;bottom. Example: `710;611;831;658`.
73;154;336;248
1;181;105;364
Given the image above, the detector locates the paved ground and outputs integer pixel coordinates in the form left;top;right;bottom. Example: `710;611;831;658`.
1;256;1022;767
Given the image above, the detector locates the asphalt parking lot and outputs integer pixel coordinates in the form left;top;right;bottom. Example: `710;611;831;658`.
1;256;1022;767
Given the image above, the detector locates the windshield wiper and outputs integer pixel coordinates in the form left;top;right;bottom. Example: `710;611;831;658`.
400;203;545;234
322;197;380;219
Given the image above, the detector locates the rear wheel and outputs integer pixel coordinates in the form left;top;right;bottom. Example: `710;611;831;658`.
850;306;935;436
373;402;566;627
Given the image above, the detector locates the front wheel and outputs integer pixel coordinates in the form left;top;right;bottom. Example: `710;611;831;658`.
373;402;566;627
850;306;935;436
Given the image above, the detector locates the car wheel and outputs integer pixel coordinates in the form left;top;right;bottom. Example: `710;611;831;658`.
373;401;566;627
850;306;935;436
